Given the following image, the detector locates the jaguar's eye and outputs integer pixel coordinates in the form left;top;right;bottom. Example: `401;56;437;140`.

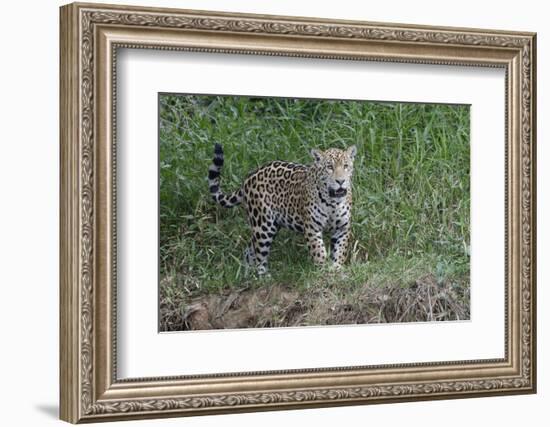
343;164;349;170
327;164;334;172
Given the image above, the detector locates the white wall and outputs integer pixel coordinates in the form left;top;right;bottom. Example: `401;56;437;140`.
0;0;546;426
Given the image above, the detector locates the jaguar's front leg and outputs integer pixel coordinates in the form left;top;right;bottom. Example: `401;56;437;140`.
330;223;351;268
305;226;327;265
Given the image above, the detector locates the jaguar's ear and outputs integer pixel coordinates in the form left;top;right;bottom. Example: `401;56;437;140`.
347;145;357;161
310;148;323;163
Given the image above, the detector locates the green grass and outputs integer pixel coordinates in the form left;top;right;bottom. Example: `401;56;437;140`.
159;94;470;300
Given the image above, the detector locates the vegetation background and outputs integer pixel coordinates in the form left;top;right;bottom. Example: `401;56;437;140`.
159;94;470;331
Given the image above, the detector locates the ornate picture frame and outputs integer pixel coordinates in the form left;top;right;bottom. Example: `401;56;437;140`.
60;2;536;423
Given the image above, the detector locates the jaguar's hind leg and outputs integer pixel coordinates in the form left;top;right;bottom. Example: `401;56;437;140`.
246;213;278;276
251;227;276;275
243;243;255;267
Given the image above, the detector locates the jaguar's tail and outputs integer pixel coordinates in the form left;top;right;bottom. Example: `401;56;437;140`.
208;143;243;208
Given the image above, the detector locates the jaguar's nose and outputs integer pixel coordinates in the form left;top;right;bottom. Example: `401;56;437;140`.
335;179;345;186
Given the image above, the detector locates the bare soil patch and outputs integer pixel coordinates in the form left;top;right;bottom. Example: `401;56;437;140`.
160;274;469;332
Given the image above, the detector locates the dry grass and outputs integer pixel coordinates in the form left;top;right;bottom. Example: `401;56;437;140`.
160;273;469;331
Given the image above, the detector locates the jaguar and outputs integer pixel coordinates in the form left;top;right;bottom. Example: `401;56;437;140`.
208;143;357;275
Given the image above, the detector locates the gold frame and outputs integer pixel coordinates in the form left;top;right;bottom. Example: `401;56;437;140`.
60;2;537;423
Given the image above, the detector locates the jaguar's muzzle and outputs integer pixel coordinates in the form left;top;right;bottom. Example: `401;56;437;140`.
329;187;347;198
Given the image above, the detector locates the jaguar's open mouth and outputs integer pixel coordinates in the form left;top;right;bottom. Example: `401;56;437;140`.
328;188;347;198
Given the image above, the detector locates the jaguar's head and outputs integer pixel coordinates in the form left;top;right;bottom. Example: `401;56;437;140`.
310;145;357;199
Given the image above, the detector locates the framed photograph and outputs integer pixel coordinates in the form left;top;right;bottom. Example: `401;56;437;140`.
60;2;537;423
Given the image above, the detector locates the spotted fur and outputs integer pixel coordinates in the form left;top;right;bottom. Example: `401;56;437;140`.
208;143;357;275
